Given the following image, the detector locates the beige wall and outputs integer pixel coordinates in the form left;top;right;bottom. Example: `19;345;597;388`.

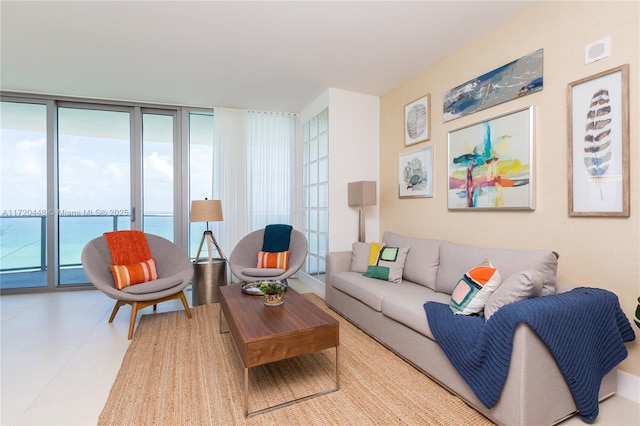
380;1;639;376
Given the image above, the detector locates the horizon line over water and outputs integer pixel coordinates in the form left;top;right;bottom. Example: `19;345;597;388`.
0;215;203;272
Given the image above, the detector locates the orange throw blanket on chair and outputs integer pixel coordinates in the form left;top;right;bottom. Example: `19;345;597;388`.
103;230;157;290
103;230;152;265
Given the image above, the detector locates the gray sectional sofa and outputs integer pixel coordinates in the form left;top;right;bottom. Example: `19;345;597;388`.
325;231;617;426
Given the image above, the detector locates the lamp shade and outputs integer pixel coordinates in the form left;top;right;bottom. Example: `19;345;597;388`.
348;181;377;207
190;199;223;222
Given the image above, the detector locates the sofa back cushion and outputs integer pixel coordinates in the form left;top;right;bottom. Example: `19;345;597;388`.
436;241;558;296
383;232;440;290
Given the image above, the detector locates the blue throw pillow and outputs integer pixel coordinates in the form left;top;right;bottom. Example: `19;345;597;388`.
262;224;293;252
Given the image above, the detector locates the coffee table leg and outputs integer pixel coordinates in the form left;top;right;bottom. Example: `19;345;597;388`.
219;307;229;334
244;367;249;417
336;346;340;390
245;346;340;417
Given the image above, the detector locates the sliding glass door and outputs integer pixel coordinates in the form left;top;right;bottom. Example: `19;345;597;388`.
142;111;176;241
0;101;48;289
0;95;200;292
57;106;132;285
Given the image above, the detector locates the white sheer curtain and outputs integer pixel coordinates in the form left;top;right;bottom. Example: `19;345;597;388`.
246;111;295;229
210;108;295;260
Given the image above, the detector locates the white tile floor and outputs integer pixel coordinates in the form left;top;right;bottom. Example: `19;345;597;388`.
1;281;638;425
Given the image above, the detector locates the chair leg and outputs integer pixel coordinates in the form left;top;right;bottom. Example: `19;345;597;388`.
109;300;126;323
128;302;139;340
111;292;192;340
179;291;193;318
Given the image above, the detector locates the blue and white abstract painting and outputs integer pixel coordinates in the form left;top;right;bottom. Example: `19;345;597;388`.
443;49;543;122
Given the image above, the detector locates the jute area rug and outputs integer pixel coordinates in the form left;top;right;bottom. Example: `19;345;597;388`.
99;293;494;425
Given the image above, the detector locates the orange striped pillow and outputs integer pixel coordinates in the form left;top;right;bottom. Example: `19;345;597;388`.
110;258;158;290
257;251;289;269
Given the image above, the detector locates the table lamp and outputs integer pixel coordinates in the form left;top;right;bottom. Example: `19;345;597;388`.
348;181;376;242
190;198;225;262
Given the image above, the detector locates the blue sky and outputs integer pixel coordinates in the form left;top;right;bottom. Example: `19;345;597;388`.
1;105;182;215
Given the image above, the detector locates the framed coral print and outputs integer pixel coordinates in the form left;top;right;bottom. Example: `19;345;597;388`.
404;94;430;146
448;106;534;210
399;146;433;198
568;64;629;217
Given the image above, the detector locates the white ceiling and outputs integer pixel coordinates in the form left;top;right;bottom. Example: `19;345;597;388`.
1;1;533;112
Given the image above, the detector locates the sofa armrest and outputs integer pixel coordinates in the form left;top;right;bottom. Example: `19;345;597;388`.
494;321;615;425
327;251;352;278
326;251;352;306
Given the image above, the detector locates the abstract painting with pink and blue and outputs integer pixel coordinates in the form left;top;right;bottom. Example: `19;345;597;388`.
448;107;534;210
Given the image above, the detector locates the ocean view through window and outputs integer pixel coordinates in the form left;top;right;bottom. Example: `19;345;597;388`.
1;101;48;288
1;94;295;292
0;98;194;290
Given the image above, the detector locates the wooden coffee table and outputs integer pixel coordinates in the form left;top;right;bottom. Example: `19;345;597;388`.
219;284;340;417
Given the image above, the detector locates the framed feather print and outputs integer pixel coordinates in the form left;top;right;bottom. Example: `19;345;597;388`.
568;64;629;217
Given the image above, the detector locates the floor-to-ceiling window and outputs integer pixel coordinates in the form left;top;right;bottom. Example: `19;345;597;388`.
57;105;133;285
0;101;48;289
142;110;176;242
301;108;329;282
188;111;215;259
0;95;193;291
1;93;295;292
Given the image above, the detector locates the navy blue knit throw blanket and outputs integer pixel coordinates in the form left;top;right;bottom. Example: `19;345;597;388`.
424;287;635;422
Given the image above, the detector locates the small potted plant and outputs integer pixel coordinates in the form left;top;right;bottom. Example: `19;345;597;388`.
259;280;286;306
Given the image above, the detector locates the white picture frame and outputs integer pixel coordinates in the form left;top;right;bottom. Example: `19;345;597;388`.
399;146;433;198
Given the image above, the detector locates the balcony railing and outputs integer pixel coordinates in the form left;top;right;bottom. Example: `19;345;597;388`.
0;214;172;274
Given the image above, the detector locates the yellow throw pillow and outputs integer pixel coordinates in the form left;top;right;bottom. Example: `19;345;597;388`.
368;242;385;266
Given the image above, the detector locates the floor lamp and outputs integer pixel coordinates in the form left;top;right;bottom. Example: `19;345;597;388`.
190;199;226;262
348;181;377;243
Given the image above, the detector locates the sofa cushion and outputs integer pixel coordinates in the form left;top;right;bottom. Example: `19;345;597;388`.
121;274;182;294
240;267;286;277
350;242;385;273
331;271;400;312
381;285;450;340
436;241;558;296
484;269;543;320
449;262;502;315
383;232;440;290
363;246;409;283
